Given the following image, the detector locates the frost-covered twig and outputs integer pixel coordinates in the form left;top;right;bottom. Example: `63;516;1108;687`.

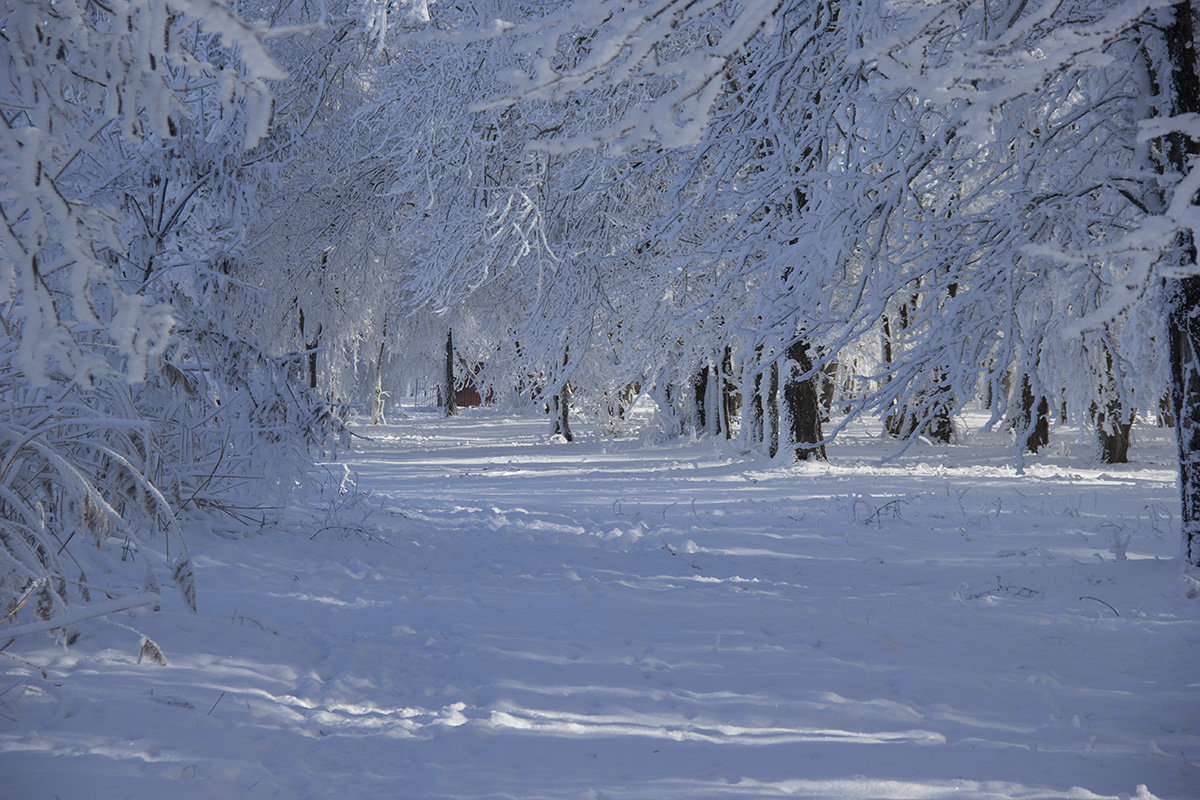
0;593;160;642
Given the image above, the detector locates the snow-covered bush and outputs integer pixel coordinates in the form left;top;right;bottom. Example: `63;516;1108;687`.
0;0;345;634
0;358;194;634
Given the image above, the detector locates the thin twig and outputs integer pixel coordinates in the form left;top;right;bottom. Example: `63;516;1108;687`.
1;578;45;622
1079;595;1120;617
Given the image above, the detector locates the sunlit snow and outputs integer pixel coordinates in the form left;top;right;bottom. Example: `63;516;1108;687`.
2;407;1196;799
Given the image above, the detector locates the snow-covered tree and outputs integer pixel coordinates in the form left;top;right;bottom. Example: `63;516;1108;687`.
0;0;353;633
487;0;1199;559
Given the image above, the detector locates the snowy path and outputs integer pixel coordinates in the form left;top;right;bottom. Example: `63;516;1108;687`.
2;409;1198;799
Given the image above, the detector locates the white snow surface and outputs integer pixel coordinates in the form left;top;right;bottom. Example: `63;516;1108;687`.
2;407;1198;799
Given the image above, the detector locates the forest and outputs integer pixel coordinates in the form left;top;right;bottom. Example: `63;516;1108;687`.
2;1;1200;797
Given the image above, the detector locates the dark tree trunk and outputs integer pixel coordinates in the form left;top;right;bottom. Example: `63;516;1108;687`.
1158;393;1176;427
783;340;826;461
552;391;574;441
372;318;387;425
881;314;895;370
298;307;320;391
706;366;723;436
692;365;709;435
721;346;738;440
617;383;636;418
884;408;910;438
924;283;959;444
1165;0;1200;565
1017;374;1050;453
750;364;765;446
1092;340;1132;464
885;294;953;443
925;373;956;444
552;349;573;441
1169;274;1200;560
663;383;683;438
1096;406;1134;464
766;360;780;458
443;328;458;417
883;302;909;438
820;358;837;418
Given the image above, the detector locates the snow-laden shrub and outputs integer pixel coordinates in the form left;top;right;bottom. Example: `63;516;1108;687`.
0;352;190;635
0;0;345;639
0;311;346;636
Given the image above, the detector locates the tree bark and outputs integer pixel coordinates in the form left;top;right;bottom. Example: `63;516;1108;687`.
552;391;574;441
372;340;386;424
704;366;721;435
883;301;910;437
1159;393;1176;427
661;382;683;438
1096;405;1134;464
372;326;387;425
885;294;953;443
924;283;959;444
783;340;826;461
925;370;956;444
1168;275;1200;560
617;383;636;418
1091;338;1132;464
820;357;837;418
749;359;765;447
1017;374;1050;453
766;360;780;458
552;349;573;441
443;327;458;417
721;346;738;440
298;307;320;391
1163;0;1200;565
692;365;709;435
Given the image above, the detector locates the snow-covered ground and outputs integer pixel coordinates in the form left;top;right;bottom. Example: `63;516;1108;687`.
2;407;1198;799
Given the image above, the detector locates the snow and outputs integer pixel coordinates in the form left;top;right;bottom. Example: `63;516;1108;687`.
2;407;1198;799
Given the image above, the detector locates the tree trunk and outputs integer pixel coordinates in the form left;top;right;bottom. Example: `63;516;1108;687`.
1164;0;1200;565
661;382;683;438
1158;393;1176;427
925;370;955;444
783;340;826;461
721;346;738;440
443;327;458;417
617;383;636;418
1092;339;1132;464
372;338;386;424
924;283;959;444
881;314;895;371
692;365;709;435
369;311;388;424
766;360;780;458
551;391;574;441
749;360;765;447
552;349;573;441
820;357;837;418
883;301;910;437
705;365;723;436
1096;405;1134;464
560;389;573;441
885;293;953;443
1169;273;1200;561
298;307;320;391
1017;374;1050;453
